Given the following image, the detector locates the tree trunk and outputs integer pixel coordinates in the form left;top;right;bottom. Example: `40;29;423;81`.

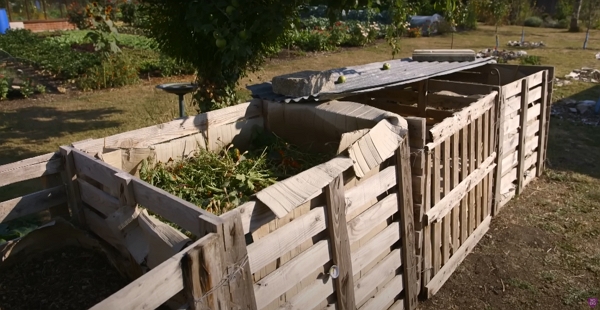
569;0;583;32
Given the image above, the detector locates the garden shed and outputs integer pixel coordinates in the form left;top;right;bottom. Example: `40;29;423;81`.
0;56;553;310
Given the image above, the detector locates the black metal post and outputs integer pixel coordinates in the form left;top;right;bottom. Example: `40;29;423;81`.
178;94;185;118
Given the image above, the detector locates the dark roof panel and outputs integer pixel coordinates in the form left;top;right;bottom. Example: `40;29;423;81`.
247;57;496;103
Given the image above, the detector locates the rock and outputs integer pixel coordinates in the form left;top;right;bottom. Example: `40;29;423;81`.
564;80;572;85
561;98;577;105
596;52;600;60
569;108;578;113
593;79;598;83
582;67;593;71
57;87;67;94
565;72;579;79
271;70;336;97
576;100;596;114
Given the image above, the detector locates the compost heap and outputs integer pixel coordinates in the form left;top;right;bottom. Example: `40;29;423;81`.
0;246;129;310
140;128;335;216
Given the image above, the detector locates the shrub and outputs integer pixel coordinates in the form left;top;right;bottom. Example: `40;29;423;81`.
294;29;335;52
0;75;10;100
520;55;542;65
76;54;139;90
524;16;543;27
119;1;148;28
66;2;89;29
556;19;569;29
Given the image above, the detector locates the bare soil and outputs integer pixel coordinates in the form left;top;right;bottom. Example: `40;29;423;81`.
0;246;130;310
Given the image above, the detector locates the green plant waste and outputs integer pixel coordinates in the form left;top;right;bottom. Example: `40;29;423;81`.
140;128;335;235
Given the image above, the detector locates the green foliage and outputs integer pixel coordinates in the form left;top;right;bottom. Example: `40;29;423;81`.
0;29;101;79
66;2;90;30
519;55;542;65
76;54;140;90
139;129;333;215
407;27;421;37
83;2;121;56
0;75;10;100
554;0;573;21
385;0;415;58
524;16;543;27
460;0;479;30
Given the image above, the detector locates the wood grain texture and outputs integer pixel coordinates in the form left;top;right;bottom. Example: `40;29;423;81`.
354;249;401;305
90;235;215;310
0;185;67;223
78;178;120;216
516;78;529;195
493;90;507;216
324;174;355;310
425;215;492;298
396;139;418;310
59;146;86;226
182;233;225;310
0;152;62;187
536;70;548;177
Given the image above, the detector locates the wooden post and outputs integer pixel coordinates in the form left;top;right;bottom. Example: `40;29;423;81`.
183;233;227;310
516;78;529;195
492;88;505;216
418;80;428;117
536;70;549;177
183;210;256;310
324;174;355;310
396;138;418;310
59;146;86;226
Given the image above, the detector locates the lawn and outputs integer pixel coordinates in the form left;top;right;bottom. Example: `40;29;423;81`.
1;24;599;309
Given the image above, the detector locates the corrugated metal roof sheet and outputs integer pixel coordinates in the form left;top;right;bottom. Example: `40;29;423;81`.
247;57;496;103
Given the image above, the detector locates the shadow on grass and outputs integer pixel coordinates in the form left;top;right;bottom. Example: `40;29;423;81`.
546;85;600;179
0;106;123;165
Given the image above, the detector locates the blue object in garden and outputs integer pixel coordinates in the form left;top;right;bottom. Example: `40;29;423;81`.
594;96;600;115
35;0;41;10
583;29;590;49
0;9;9;35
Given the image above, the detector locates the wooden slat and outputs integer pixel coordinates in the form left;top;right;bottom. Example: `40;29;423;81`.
348;120;401;178
421;151;433;288
237;201;276;235
247;206;327;273
0;152;62;187
516;78;529;195
431;145;441;274
254;240;330;309
60;146;86;226
0;185;67;223
426;92;497;150
90;235;215;310
396;140;418;310
427;79;496;96
475;116;483;225
536;71;549;177
493;89;507;216
503;79;523;99
324;174;355;309
425;153;497;224
276;272;334;310
482;111;490;219
256;157;353;218
441;141;450;265
359;275;404;310
71;148;121;195
130;177;222;238
74;100;263;153
451;133;460;253
354;249;401;305
527;70;544;88
459;127;468;244
352;222;400;274
425;215;492;298
349;194;398;244
468;120;476;234
78;179;120;216
346;166;397;220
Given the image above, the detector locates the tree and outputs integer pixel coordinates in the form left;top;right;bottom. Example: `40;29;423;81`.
484;0;509;49
140;0;377;112
569;0;583;32
582;0;600;48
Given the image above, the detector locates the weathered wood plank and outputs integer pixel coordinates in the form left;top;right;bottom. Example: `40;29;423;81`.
516;78;529;195
346;166;397;220
493;89;507;216
90;235;215;310
451;133;460;253
247;206;327;273
78;179;120;216
71;148;121;195
352;222;400;274
0;152;62;187
537;71;549;177
130;177;222;238
354;249;402;305
182;233;226;310
236;200;276;235
324;174;355;310
0;186;67;223
426;92;497;150
256;157;353;218
459;127;468;243
421;151;433;288
425;215;491;298
349;194;398;244
60;146;85;226
359;275;404;310
276;271;334;310
468;120;476;234
397;139;418;310
254;240;330;309
441;140;450;265
432;146;441;274
427;79;496;96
